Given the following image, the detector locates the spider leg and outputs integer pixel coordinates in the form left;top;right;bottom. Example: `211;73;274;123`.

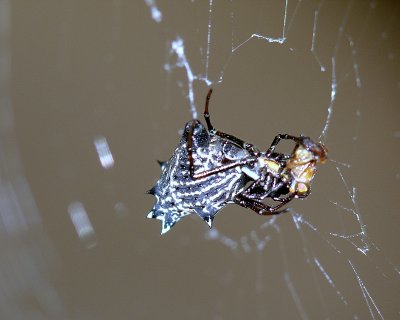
203;88;257;153
271;195;287;202
240;175;274;200
234;193;293;215
215;131;256;153
186;89;261;180
266;134;302;156
240;176;291;204
191;159;253;179
271;152;292;161
203;88;214;132
271;192;295;203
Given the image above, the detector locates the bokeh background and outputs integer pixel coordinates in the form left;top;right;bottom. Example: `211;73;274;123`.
1;1;399;319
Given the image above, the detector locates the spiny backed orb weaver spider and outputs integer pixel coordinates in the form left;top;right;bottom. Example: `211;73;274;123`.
147;89;328;234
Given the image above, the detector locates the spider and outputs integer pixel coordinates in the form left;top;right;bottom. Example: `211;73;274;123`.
147;89;327;234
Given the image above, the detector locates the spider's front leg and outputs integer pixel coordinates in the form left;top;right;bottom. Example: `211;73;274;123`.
233;193;293;215
266;134;302;157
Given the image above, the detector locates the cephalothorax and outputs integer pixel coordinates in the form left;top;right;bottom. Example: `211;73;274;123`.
147;89;327;234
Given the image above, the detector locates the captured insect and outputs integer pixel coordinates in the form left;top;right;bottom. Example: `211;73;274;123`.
147;89;327;234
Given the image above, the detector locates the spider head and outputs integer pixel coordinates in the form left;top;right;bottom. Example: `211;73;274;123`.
286;138;328;198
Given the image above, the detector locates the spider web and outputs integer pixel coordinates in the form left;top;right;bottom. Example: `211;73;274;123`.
146;1;400;319
1;1;399;319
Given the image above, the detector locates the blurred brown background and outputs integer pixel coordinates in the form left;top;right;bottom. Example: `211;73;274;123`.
1;1;399;319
